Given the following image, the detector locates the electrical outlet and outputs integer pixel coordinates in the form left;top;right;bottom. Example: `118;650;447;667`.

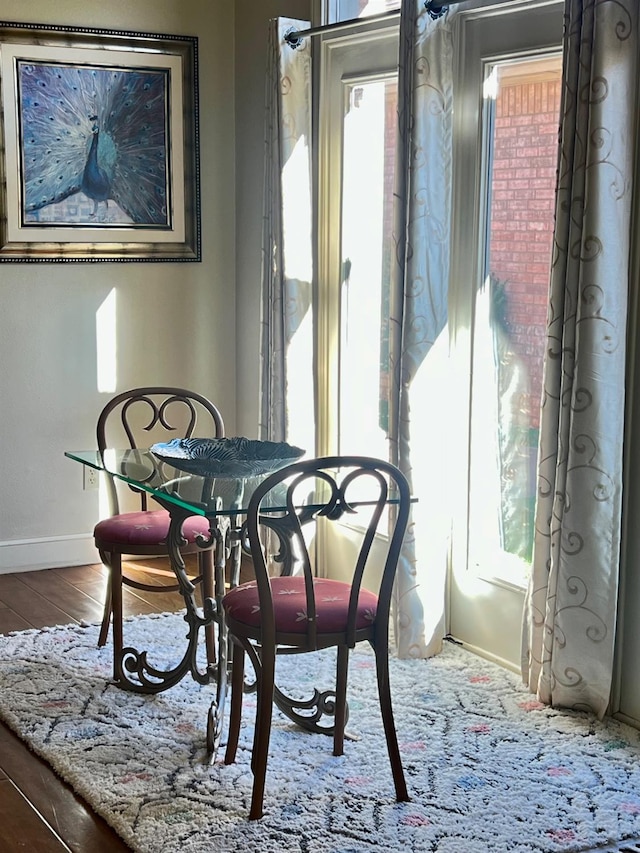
83;465;99;490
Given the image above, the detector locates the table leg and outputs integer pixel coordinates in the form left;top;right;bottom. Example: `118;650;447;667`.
115;509;222;694
205;523;243;759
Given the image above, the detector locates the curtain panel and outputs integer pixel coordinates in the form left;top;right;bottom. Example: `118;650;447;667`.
390;1;458;659
260;19;314;449
522;0;639;717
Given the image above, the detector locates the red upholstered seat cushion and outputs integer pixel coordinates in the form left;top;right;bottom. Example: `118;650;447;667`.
94;510;210;548
222;576;378;635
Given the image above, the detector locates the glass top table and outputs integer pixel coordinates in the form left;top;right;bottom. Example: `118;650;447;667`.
66;448;410;756
66;448;406;518
67;447;285;754
66;448;287;518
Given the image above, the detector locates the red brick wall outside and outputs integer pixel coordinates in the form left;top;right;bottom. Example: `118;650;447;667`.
376;75;561;439
490;78;562;430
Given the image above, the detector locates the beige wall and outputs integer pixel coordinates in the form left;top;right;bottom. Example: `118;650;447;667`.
0;0;295;571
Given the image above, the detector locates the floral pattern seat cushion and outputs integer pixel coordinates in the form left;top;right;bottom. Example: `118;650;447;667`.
222;576;378;635
94;510;210;548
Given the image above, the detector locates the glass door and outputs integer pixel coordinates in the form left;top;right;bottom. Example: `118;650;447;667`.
448;2;563;668
468;55;562;590
314;2;564;666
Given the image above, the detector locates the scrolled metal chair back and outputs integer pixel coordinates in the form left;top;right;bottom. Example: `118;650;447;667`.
246;454;411;651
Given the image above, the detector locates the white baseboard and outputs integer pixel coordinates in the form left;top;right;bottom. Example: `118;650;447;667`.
0;533;98;574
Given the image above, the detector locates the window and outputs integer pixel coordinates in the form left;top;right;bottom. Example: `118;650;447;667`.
325;0;400;24
315;25;399;460
468;54;562;586
338;76;397;459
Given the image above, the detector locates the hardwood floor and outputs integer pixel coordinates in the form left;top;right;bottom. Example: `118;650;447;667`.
0;558;201;852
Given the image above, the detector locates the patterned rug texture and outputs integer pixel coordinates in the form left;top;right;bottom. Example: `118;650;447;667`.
0;613;639;853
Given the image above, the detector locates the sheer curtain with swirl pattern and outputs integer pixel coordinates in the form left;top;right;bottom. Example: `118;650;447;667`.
522;0;639;718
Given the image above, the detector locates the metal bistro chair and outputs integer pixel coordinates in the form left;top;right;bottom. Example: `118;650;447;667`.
93;387;225;683
222;455;411;820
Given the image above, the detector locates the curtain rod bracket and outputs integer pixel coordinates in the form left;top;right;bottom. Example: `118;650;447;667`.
424;1;448;19
284;27;303;49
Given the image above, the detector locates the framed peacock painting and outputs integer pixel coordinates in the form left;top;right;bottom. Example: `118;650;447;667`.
0;21;200;261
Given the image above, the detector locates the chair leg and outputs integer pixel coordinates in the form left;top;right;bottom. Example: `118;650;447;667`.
375;646;409;803
111;555;124;684
249;647;275;820
333;645;349;756
97;561;112;648
224;643;245;765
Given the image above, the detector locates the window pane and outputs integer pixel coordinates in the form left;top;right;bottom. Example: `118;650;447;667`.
328;0;400;24
339;77;397;459
468;55;562;586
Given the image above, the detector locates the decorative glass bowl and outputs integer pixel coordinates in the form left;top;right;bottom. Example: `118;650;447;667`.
150;436;305;478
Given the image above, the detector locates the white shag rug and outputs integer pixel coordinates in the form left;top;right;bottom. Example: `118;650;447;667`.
0;613;639;853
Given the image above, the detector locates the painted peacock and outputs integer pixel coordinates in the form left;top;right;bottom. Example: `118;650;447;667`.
18;62;170;225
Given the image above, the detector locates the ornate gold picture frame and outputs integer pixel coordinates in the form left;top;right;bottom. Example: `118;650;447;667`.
0;21;200;262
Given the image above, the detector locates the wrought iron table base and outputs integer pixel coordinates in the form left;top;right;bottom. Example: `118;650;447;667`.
113;507;231;694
